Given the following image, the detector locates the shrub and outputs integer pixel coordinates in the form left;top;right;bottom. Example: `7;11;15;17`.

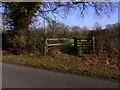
2;29;45;55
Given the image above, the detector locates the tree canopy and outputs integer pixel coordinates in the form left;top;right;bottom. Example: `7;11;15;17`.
2;2;117;31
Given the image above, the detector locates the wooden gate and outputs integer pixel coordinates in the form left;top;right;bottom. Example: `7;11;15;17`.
43;37;95;55
74;37;95;55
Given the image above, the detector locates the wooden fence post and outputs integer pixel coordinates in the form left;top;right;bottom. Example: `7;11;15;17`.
92;36;95;53
44;39;48;55
74;37;78;54
43;21;48;55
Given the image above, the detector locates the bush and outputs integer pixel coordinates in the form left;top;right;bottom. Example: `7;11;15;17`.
88;24;120;54
2;29;45;55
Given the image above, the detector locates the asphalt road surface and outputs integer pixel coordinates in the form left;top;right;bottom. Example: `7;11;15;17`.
2;63;120;88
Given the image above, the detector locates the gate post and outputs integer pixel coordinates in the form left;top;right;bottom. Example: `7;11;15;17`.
74;37;78;54
44;39;48;55
43;21;48;55
92;36;95;53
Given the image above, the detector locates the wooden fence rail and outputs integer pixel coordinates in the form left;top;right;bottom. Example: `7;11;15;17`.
46;38;69;47
47;38;69;41
44;37;95;55
43;38;69;55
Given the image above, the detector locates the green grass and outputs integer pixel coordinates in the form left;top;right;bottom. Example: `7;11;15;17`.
23;53;43;58
48;39;92;47
2;51;120;80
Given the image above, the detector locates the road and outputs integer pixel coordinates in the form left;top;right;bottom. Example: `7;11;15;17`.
2;63;120;88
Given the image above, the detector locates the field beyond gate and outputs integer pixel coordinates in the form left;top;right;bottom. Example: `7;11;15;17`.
45;37;94;55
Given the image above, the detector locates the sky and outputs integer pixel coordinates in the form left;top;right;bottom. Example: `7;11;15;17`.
1;2;118;30
55;4;118;30
35;2;118;30
118;2;120;23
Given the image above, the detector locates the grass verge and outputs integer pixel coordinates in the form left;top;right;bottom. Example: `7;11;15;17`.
2;50;120;80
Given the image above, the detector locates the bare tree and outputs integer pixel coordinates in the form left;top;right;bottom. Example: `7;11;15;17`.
2;2;117;31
